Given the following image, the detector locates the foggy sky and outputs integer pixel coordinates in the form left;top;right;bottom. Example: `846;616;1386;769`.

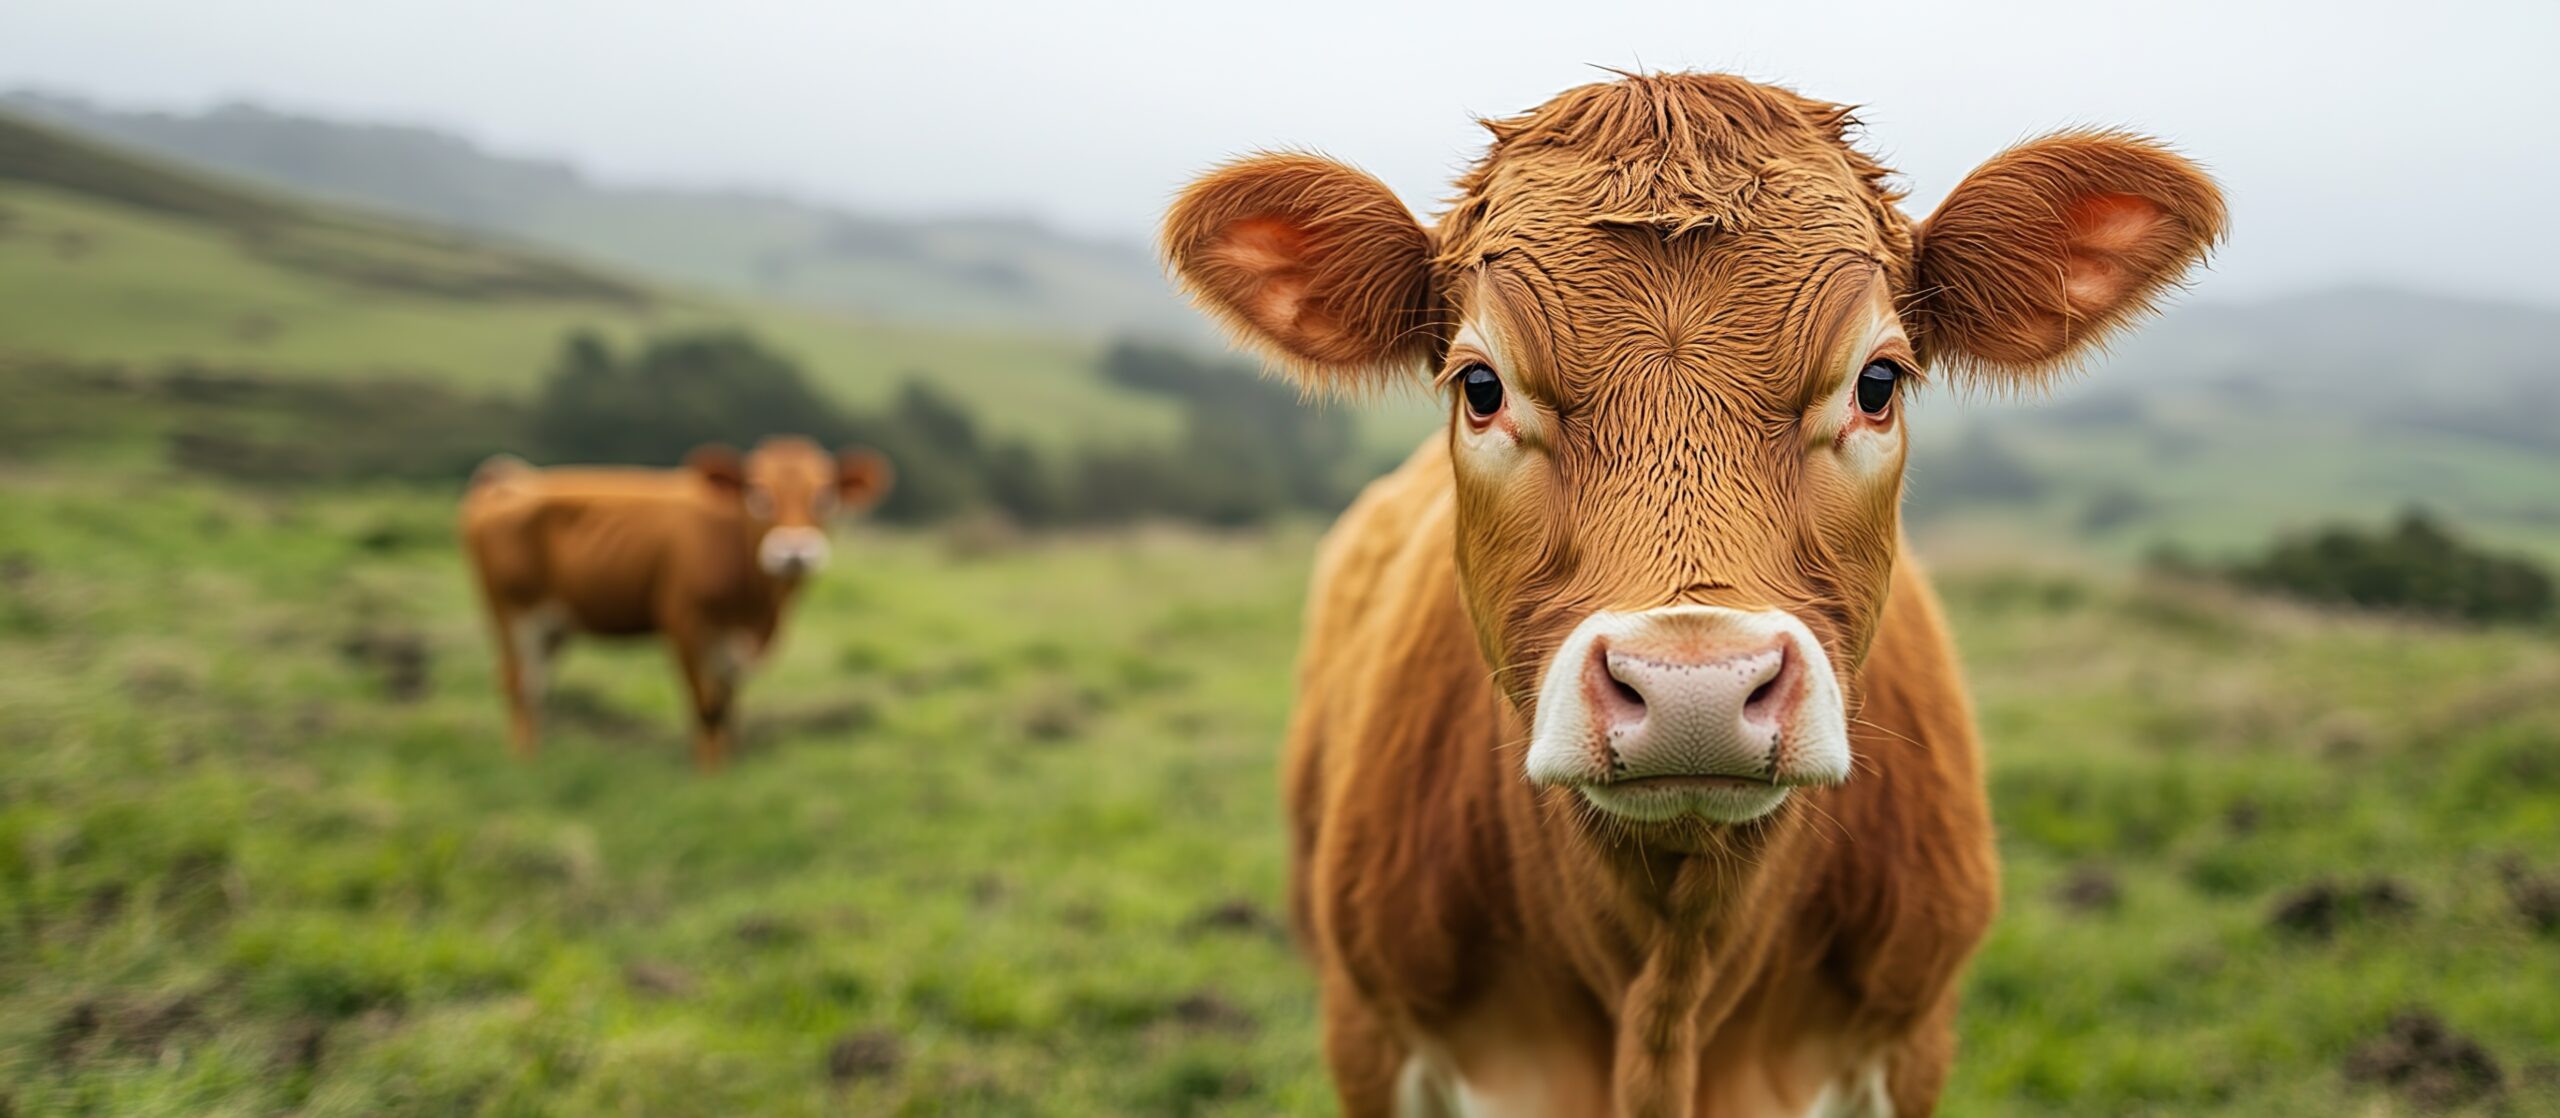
5;0;2555;306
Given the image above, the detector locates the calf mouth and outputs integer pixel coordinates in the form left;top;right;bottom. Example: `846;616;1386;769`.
1605;773;1779;791
1573;774;1795;825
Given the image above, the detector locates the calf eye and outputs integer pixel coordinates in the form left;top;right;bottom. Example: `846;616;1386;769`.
1460;364;1504;419
1856;360;1901;417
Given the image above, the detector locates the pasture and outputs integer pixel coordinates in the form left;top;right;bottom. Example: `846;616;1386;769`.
3;473;2555;1116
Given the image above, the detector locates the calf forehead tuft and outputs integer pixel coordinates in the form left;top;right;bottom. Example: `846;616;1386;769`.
1438;72;1909;270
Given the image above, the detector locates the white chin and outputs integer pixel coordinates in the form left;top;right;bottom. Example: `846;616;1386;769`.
1575;781;1792;824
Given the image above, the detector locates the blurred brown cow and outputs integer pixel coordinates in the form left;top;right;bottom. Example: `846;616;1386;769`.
460;437;892;770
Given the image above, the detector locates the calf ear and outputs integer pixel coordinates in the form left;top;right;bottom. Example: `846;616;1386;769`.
685;444;745;495
1913;131;2226;385
836;447;894;511
1161;153;1438;393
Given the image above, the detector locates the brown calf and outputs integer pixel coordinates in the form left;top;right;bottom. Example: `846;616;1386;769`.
459;437;892;770
1164;72;2222;1115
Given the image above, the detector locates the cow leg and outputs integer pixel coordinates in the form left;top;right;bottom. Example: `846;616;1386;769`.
671;629;742;772
1320;974;1417;1117
498;604;566;757
1875;997;1957;1117
485;604;553;757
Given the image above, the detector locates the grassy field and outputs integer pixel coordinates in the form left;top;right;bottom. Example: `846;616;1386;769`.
3;469;2556;1116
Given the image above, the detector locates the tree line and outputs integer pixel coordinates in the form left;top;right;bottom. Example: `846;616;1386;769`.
151;328;1368;528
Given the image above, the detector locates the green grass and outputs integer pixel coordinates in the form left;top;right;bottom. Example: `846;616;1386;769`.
2;472;2556;1116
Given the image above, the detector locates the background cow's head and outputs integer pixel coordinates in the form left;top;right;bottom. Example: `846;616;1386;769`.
1165;73;2222;828
689;436;894;580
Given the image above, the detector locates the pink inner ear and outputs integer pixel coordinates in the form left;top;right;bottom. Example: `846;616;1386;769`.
1214;216;1311;273
2061;193;2168;314
1205;216;1343;357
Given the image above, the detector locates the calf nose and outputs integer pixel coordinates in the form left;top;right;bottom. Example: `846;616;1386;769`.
1589;639;1794;781
758;527;832;577
1524;606;1851;823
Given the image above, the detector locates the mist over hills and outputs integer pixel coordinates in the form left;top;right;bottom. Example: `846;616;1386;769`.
2;90;1199;338
6;87;2556;557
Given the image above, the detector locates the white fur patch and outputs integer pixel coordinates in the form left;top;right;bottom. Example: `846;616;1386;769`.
757;525;832;577
1524;606;1850;824
506;600;569;697
1818;309;1909;481
1807;1057;1893;1117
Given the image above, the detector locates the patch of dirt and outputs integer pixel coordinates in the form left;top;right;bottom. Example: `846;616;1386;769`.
1014;687;1088;743
46;1000;101;1065
2268;877;2415;939
48;992;208;1065
83;883;126;928
826;1028;904;1084
764;698;877;740
2498;857;2560;935
1168;992;1258;1035
276;1019;327;1072
968;875;1009;908
2223;799;2261;836
546;685;656;741
2053;865;2122;914
621;960;698;999
1181;898;1287;941
732;915;805;949
335;627;431;703
2344;1009;2503;1111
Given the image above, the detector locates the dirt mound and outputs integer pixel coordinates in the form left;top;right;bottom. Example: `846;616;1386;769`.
2268;876;2414;939
2344;1009;2502;1110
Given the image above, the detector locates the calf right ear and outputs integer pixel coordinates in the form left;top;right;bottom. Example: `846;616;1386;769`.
685;444;745;495
1913;131;2226;385
836;447;894;512
1161;153;1439;393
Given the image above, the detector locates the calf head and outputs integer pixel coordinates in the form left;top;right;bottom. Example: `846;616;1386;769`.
688;437;894;581
1166;73;2221;834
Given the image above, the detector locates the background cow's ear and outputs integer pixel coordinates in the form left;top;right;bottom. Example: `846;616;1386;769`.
685;444;745;495
1913;131;2227;386
1161;152;1438;394
836;447;894;511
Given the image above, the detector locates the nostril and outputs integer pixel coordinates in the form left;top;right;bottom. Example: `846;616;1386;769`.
1744;677;1777;710
1609;674;1646;710
1589;645;1650;730
1741;645;1795;724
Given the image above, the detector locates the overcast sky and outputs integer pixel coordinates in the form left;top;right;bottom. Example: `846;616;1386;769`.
5;0;2555;306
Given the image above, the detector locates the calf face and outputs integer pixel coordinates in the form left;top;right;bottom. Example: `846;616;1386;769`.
688;437;894;580
1166;73;2221;831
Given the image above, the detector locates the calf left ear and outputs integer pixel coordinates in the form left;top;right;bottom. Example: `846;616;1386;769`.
1161;153;1439;394
836;447;894;511
686;444;746;495
1913;131;2226;384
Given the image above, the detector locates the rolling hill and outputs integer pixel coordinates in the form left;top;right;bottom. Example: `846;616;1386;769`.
0;108;1179;452
1;91;1199;339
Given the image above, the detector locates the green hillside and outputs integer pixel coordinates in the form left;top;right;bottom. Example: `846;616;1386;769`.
1908;288;2560;566
1;93;1199;338
0;110;1176;450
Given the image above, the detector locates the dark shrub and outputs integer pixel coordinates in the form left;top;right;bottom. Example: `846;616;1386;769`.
528;330;857;465
2222;508;2553;624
